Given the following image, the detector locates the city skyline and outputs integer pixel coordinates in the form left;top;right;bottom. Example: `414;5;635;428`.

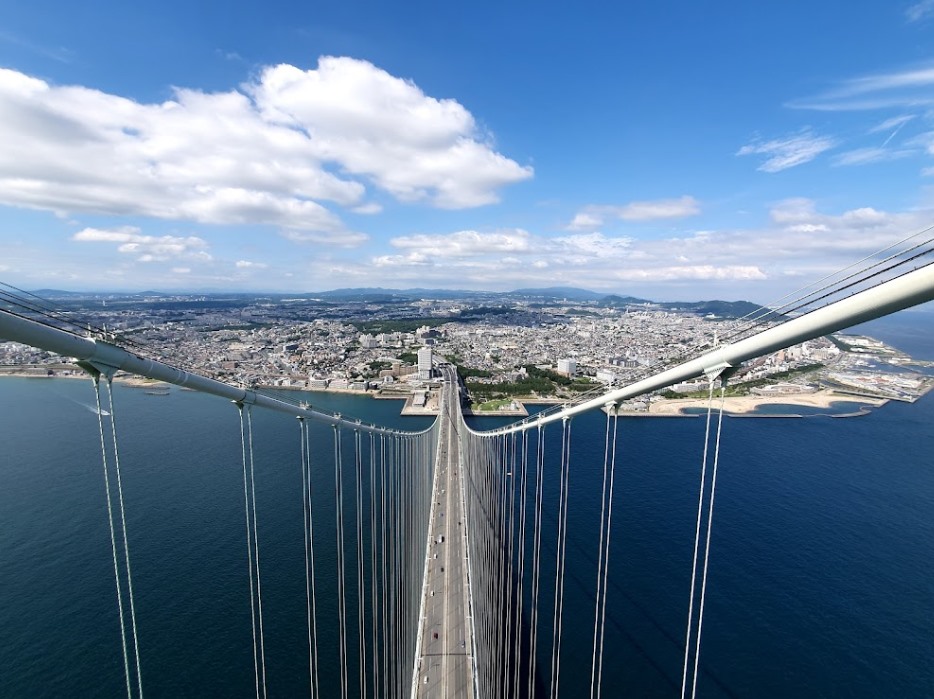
3;2;934;302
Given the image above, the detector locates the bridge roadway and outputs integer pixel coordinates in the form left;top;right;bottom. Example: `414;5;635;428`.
413;365;474;698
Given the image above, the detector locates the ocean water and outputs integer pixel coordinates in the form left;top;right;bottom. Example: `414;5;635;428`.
1;313;933;697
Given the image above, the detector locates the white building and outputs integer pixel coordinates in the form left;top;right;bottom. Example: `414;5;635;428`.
557;358;577;377
417;346;433;381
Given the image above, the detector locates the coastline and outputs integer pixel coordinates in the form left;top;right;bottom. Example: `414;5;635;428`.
0;367;170;388
0;371;899;418
644;389;889;416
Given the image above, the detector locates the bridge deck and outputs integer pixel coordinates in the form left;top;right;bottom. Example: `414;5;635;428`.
414;368;474;698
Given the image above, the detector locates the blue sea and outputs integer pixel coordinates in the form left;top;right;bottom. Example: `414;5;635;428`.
1;311;933;697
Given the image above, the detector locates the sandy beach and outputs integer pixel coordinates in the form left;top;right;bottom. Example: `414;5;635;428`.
646;389;888;415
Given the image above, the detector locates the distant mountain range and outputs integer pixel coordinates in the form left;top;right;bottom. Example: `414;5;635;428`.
30;286;777;319
306;286;775;318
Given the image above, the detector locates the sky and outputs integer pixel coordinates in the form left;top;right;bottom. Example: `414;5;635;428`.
3;1;934;302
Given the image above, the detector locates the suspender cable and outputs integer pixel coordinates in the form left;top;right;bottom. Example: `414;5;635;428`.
494;435;508;697
298;418;320;699
397;436;405;699
388;436;398;697
595;407;620;697
397;436;405;697
380;435;389;697
333;426;349;699
246;406;268;698
354;430;368;699
680;379;720;699
504;431;518;698
402;436;411;688
590;406;614;699
513;429;530;697
490;435;498;696
527;424;546;699
91;376;133;699
103;379;144;699
237;403;263;699
369;433;380;699
689;384;727;699
522;428;536;698
550;417;572;699
396;436;403;697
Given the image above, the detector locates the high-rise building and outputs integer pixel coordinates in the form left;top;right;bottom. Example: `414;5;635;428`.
557;358;577;377
417;346;433;380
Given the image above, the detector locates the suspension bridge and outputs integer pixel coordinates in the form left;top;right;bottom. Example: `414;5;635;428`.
2;250;934;698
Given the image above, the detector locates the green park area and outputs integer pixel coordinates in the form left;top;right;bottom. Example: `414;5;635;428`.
474;398;516;412
464;364;594;401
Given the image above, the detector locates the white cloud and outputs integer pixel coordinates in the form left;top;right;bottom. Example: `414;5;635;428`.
351;202;383;215
372;251;431;267
0;58;530;241
832;147;913;166
235;260;268;269
763;199;909;249
282;229;369;247
390;229;532;256
566;212;604;231
615;265;766;282
246;58;532;208
0;30;73;63
216;49;244;62
906;0;934;22
737;130;837;172
828;66;934;97
566;196;700;230
172;267;191;274
791;63;934;111
907;130;934;154
553;232;632;257
615;195;701;221
322;199;931;296
868;115;916;134
72;226;212;262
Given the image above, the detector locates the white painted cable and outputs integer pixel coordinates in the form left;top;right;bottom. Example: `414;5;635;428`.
92;378;133;699
103;380;144;699
690;384;727;699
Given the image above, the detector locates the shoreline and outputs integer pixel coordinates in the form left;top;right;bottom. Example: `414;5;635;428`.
643;389;889;416
0;371;901;418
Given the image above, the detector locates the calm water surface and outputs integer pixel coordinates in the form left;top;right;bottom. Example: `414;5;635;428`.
1;313;933;697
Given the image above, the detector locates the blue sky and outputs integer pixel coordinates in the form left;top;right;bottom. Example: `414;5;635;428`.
3;1;934;301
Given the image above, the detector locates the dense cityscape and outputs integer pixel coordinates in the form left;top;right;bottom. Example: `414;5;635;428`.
2;289;931;414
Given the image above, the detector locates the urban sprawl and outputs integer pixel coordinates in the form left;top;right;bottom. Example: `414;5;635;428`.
1;290;931;414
